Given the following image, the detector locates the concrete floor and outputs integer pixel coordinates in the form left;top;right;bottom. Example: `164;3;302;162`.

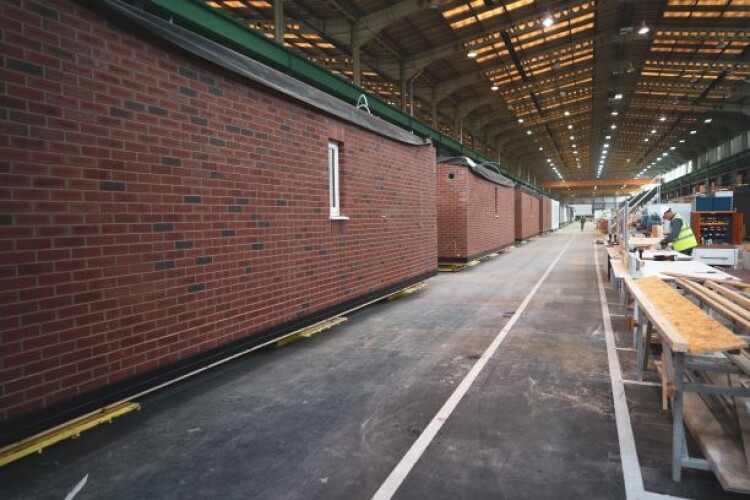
0;225;743;499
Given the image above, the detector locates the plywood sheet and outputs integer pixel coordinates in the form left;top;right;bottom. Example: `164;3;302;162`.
684;393;750;494
634;276;746;354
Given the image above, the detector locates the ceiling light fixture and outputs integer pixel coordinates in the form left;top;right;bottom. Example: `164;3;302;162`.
704;118;712;124
542;13;554;28
568;125;573;130
611;111;618;116
564;111;570;116
518;118;524;123
690;130;697;135
491;85;499;91
637;22;650;35
659;116;666;122
651;129;656;134
610;124;617;129
467;50;478;58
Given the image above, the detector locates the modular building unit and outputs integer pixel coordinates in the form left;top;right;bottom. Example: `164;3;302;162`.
515;187;542;241
0;0;437;436
540;196;553;233
436;158;515;262
551;200;561;230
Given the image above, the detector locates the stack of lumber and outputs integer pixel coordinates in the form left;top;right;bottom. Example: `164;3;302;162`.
661;272;750;332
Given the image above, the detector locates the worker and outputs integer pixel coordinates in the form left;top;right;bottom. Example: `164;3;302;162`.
580;216;585;231
660;208;698;256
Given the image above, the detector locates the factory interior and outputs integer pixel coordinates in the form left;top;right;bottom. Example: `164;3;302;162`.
1;0;750;499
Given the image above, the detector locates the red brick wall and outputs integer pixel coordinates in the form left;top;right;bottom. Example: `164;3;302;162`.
0;0;437;423
515;188;541;240
436;166;468;260
436;166;514;261
541;196;552;232
465;175;514;259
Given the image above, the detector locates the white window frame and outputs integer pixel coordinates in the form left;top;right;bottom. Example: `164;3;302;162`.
328;141;347;219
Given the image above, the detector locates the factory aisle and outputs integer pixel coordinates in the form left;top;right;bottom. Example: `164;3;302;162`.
2;225;617;499
1;224;718;500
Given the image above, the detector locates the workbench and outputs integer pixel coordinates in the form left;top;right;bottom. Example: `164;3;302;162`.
624;276;750;492
607;248;738;320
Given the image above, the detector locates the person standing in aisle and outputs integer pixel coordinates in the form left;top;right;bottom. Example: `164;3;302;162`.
580;216;586;231
660;208;698;256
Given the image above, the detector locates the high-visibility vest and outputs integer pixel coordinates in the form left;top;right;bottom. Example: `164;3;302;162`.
672;214;697;252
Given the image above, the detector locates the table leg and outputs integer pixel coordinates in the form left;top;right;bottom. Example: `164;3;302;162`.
671;351;685;482
642;321;654;372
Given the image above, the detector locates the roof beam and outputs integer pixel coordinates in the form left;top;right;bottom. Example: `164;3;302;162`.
541;179;653;188
354;0;436;46
389;1;596;78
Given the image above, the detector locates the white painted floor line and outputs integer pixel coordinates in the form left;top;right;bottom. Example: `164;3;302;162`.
64;474;89;500
594;246;687;500
371;236;575;500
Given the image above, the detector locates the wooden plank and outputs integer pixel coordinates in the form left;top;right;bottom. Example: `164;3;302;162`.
606;246;623;260
611;259;628;279
683;392;750;494
628;237;662;248
737;379;750;471
679;279;750;322
624;276;690;352
661;272;748;288
706;281;750;311
676;279;750;332
632;276;746;353
729;353;750;376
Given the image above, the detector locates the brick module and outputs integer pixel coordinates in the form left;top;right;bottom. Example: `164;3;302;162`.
541;195;552;232
514;187;541;241
0;0;437;425
436;162;514;262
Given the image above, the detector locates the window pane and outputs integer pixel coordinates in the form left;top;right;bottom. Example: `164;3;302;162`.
328;142;339;216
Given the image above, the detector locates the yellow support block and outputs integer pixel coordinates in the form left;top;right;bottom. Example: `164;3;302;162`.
386;282;427;301
438;264;459;272
275;316;347;347
438;260;480;272
0;401;140;467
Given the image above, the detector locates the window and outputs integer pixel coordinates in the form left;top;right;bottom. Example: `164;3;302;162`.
328;141;339;217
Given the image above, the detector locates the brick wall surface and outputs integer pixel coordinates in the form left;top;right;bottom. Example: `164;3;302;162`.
436;166;514;261
541;196;552;231
465;175;514;259
0;0;437;423
514;188;541;240
436;166;468;260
